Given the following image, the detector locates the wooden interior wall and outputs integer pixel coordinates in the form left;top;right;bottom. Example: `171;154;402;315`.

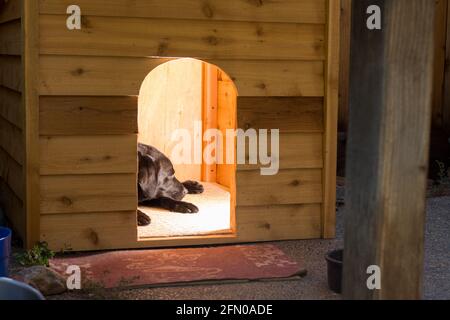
36;0;334;250
138;59;203;182
202;64;219;183
216;71;236;190
216;71;237;233
339;0;450;133
0;0;26;239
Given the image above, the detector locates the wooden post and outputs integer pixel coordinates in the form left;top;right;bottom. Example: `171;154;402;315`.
338;0;352;132
444;1;450;132
322;0;341;239
343;0;435;299
202;63;218;183
22;0;41;248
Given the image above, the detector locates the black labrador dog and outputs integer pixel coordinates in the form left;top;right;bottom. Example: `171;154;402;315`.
137;143;204;226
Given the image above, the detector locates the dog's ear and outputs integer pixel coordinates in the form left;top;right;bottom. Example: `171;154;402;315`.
138;151;156;166
144;153;156;165
138;153;157;196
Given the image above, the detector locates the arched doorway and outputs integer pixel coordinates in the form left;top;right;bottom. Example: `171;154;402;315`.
138;58;238;239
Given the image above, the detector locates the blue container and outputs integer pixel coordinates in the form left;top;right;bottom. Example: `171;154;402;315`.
0;278;45;300
0;227;12;277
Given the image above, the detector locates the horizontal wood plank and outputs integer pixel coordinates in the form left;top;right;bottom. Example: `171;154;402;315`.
236;204;321;241
40;15;325;60
41;204;321;251
41;211;137;251
0;116;23;164
40;96;138;135
0;55;22;92
0;147;24;200
0;19;22;55
39;55;171;96
237;97;324;132
0;0;21;23
39;0;326;24
40;55;324;97
238;133;323;170
40;174;137;214
236;169;323;206
214;60;324;96
40;135;137;175
0;86;23;129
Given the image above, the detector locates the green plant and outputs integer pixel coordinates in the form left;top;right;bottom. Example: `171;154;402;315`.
14;241;55;267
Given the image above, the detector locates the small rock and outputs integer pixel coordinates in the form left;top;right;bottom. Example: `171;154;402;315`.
15;266;67;296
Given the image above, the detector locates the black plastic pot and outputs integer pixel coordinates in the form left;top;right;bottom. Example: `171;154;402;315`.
325;249;343;294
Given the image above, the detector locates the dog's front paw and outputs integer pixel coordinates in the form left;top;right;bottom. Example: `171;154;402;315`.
137;210;151;226
183;180;204;194
173;201;199;214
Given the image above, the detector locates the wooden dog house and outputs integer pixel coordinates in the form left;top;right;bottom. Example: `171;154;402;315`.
0;0;340;251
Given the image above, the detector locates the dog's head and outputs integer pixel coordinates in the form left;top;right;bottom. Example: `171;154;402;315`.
138;144;187;201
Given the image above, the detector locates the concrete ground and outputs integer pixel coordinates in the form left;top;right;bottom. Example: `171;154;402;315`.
423;197;450;299
42;191;449;300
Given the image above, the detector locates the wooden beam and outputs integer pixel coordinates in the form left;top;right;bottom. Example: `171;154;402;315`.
202;63;218;183
443;1;450;132
338;0;352;131
22;0;40;248
343;0;435;299
322;0;340;238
